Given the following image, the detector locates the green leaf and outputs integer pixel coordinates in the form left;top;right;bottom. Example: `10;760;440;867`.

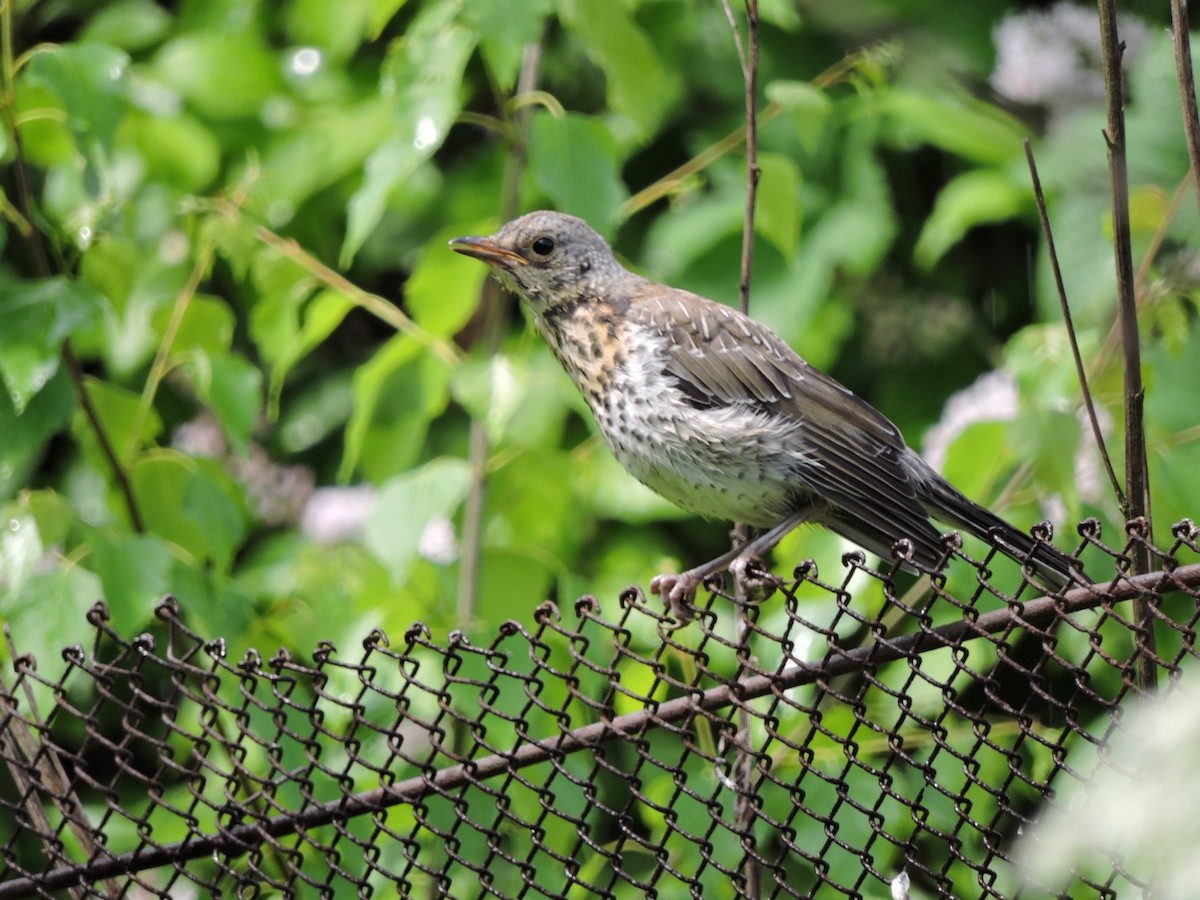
340;1;478;265
450;351;574;448
880;88;1027;166
261;97;394;209
529;112;629;237
80;0;171;51
12;85;74;167
276;367;354;454
90;532;175;627
21;489;75;548
914;169;1026;268
357;351;453;483
759;0;803;30
644;197;744;279
462;0;554;88
0;368;74;500
23;43;130;178
0;277;104;412
153;32;283;119
560;0;680;137
130;451;246;569
367;0;410;36
2;567;102;678
74;376;162;466
364;457;472;584
252;288;354;418
340;335;453;482
285;0;411;56
572;446;683;523
940;421;1012;504
286;0;378;58
180;351;264;452
755;153;801;257
180;461;247;570
0;511;44;596
121;111;221;192
406;223;490;338
152;295;234;357
1011;408;1080;495
766;80;833;155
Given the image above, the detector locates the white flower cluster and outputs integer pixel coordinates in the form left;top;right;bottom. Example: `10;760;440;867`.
991;3;1149;122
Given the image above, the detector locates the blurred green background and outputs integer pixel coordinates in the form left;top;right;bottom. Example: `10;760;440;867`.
0;0;1196;665
3;1;1200;896
2;1;1200;897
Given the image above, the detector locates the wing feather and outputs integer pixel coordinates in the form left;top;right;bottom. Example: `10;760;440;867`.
628;286;946;564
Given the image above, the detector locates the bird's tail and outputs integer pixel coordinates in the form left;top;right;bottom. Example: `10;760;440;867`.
916;475;1088;589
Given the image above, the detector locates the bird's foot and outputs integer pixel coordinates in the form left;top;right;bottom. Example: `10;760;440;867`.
649;572;703;624
730;553;780;605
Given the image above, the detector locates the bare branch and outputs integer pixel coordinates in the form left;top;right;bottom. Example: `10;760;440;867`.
1097;0;1156;690
1170;0;1200;213
735;0;761;316
1023;141;1124;509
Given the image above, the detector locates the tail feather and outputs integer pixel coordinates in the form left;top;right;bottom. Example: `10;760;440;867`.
916;474;1087;588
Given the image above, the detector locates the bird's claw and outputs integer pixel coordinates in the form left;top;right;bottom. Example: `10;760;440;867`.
650;572;700;624
730;554;779;604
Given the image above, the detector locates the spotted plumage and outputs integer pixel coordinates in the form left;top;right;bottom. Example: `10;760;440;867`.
451;211;1083;608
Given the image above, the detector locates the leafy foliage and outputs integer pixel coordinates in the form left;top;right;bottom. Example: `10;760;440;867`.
0;0;1196;892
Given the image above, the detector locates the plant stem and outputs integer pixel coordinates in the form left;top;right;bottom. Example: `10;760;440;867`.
1097;0;1156;691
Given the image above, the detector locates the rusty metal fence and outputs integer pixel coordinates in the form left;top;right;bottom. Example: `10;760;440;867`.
2;518;1199;898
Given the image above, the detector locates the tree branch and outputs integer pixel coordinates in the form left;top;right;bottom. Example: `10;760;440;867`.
1170;0;1200;213
1097;0;1156;690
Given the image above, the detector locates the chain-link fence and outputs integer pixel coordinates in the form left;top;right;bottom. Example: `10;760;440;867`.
2;518;1199;898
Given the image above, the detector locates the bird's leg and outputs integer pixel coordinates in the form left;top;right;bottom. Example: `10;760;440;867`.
651;503;822;622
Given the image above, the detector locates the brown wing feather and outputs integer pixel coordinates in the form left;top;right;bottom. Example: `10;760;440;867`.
629;286;947;564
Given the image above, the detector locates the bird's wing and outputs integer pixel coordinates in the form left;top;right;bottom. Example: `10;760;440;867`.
630;287;945;562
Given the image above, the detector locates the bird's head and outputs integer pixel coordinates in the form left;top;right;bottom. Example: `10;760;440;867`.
450;211;627;314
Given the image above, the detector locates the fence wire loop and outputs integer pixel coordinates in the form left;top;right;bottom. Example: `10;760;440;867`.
3;520;1200;897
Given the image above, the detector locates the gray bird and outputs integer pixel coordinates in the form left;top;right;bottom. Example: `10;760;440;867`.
450;211;1083;613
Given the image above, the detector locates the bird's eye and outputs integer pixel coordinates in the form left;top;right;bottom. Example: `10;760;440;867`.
531;236;556;257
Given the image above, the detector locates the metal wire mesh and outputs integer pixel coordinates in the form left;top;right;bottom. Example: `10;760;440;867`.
2;518;1199;898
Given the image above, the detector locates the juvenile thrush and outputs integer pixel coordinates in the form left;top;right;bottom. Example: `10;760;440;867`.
450;211;1083;614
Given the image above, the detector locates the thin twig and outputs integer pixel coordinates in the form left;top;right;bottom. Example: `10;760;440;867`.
1023;141;1124;508
719;0;749;79
251;224;460;366
1097;0;1156;690
990;171;1190;514
130;234;214;458
735;0;761;316
457;42;543;627
620;47;871;219
1170;0;1200;213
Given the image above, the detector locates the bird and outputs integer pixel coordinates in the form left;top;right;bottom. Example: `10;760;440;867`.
450;211;1085;617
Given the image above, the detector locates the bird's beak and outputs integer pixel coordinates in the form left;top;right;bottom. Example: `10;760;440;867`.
449;236;529;268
